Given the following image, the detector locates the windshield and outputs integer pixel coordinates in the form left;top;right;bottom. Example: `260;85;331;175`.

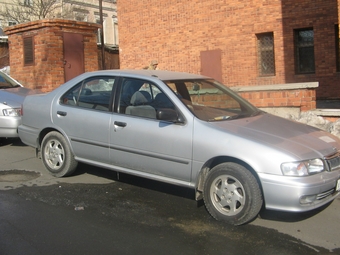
164;79;259;121
0;72;21;88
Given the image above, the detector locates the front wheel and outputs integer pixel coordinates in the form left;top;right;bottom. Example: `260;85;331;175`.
41;131;78;177
203;162;263;226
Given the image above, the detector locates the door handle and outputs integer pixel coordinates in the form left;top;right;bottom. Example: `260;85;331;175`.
114;121;127;127
57;111;67;116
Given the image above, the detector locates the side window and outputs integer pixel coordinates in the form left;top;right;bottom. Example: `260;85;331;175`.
60;76;115;111
0;75;8;87
119;78;175;119
0;73;16;87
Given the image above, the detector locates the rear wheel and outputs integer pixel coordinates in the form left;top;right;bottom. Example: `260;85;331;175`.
203;162;263;225
41;131;78;177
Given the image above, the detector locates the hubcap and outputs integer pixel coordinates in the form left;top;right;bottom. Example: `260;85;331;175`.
44;139;64;170
210;175;245;216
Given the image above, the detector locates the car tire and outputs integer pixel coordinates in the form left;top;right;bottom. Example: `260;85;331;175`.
203;162;263;226
41;131;78;177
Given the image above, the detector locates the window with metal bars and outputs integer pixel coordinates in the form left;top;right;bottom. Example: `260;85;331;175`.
336;25;340;72
294;28;315;74
256;33;275;76
23;36;34;66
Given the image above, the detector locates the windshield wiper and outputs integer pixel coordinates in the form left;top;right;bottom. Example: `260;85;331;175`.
209;111;261;122
0;85;20;89
208;116;231;122
250;109;262;117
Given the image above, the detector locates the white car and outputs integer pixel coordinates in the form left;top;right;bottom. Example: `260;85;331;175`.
18;70;340;225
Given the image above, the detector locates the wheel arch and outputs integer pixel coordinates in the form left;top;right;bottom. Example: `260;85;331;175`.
195;156;264;202
37;127;73;157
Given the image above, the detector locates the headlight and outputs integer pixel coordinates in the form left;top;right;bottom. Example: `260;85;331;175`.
281;159;324;176
3;108;22;117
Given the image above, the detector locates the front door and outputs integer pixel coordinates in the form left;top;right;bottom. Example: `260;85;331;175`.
109;77;193;182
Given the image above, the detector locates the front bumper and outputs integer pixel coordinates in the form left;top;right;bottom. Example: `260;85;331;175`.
259;169;340;212
0;116;21;138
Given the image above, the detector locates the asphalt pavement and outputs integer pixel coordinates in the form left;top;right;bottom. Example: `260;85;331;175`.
0;138;339;255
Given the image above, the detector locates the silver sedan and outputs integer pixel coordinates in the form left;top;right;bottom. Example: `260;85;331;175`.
0;71;28;138
18;70;340;225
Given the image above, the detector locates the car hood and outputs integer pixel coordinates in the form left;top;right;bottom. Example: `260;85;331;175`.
0;87;41;108
211;112;340;159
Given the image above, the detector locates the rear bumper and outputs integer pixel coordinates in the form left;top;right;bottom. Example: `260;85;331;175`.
17;124;40;148
0;116;21;138
259;170;340;212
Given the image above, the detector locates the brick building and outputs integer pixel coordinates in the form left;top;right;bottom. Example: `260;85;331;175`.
0;0;120;90
117;0;340;100
4;19;100;91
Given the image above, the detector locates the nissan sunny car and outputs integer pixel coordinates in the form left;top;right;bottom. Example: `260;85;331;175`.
18;70;340;225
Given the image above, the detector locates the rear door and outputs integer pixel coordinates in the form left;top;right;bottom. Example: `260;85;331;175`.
52;76;116;164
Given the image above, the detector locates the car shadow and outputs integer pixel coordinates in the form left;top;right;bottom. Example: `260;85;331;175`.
0;138;27;147
258;201;333;223
71;162;335;223
74;163;196;201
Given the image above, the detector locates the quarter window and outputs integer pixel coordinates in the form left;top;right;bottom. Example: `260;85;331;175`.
294;28;315;74
257;32;275;76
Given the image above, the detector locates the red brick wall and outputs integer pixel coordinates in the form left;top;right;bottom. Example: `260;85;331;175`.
117;0;340;100
97;46;120;70
239;89;316;112
4;19;100;92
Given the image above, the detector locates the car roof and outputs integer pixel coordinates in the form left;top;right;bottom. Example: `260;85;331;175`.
85;69;210;81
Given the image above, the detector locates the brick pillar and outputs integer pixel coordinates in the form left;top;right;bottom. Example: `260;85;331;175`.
4;19;100;92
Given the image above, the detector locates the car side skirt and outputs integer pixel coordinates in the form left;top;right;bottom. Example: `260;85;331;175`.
75;156;195;189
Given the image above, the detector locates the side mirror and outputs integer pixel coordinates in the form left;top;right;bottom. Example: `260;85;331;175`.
157;109;184;123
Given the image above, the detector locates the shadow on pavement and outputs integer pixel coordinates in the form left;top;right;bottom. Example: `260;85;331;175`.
0;138;27;147
72;162;336;223
73;162;196;201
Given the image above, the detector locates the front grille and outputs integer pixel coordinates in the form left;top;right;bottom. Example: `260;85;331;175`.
325;152;340;171
316;188;335;200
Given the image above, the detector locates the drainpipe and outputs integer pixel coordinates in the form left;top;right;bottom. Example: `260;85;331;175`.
99;0;106;70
